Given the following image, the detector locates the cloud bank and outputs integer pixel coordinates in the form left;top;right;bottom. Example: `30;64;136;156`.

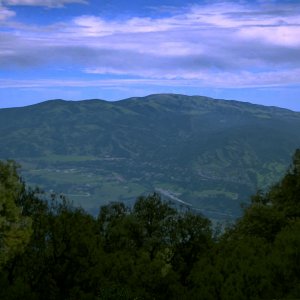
2;0;87;7
1;1;300;89
0;4;15;20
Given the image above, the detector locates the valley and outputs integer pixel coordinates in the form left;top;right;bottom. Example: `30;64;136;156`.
1;94;300;221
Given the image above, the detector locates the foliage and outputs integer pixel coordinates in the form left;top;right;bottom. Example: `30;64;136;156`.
1;149;300;298
0;161;32;266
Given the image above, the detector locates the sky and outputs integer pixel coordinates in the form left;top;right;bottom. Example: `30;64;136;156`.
0;0;300;111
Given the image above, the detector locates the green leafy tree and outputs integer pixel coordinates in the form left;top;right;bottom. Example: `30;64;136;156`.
2;149;300;299
133;193;177;259
267;149;300;218
270;219;300;298
0;161;32;266
170;212;212;286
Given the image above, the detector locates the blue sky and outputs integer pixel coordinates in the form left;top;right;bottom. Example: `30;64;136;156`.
0;0;300;110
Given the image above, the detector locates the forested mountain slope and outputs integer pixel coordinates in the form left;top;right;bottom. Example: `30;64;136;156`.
1;94;300;220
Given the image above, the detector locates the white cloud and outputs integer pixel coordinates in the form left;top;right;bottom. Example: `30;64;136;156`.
1;1;300;89
2;0;87;8
0;4;15;20
238;25;300;47
72;15;174;37
2;69;300;90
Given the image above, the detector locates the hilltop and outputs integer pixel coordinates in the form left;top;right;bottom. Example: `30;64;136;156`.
1;94;300;220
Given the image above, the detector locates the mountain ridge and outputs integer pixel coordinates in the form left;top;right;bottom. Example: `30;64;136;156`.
4;94;297;114
1;94;300;221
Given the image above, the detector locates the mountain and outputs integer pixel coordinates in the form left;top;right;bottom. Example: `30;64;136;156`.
1;94;300;221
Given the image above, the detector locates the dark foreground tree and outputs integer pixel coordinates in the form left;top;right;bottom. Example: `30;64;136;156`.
0;161;32;267
1;149;300;299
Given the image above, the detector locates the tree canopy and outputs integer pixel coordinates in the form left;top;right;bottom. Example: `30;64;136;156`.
0;161;32;266
0;150;300;299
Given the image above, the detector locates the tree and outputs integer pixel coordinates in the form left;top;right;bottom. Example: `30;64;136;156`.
0;161;32;266
133;193;176;259
270;219;300;298
267;148;300;218
170;212;212;286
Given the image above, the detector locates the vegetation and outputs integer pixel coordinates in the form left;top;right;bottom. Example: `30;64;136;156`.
0;161;32;266
1;95;300;221
0;149;300;299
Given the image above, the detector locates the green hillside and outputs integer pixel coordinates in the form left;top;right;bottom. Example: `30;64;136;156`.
1;94;300;221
